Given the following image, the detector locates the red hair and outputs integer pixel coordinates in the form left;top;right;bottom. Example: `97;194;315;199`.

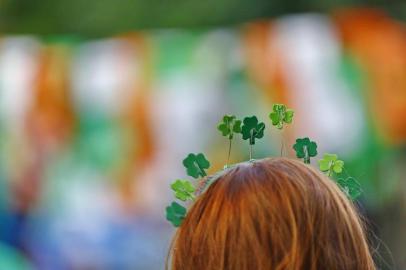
169;158;375;270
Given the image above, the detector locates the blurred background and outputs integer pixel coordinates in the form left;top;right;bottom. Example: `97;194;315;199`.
0;1;405;269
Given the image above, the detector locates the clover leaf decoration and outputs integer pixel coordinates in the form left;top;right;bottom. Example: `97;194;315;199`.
182;153;210;179
318;153;344;177
241;116;265;145
171;179;196;201
217;115;242;166
293;137;318;164
336;177;362;201
269;104;294;130
166;201;187;227
241;116;265;160
217;115;242;140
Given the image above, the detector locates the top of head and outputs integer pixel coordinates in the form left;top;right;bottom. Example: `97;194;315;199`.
167;109;363;229
170;157;375;270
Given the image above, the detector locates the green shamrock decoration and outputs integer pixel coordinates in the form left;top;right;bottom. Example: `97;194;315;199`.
318;153;344;177
171;179;196;201
217;115;242;166
241;116;265;145
269;104;294;129
182;153;210;179
293;137;318;164
217;115;242;139
241;116;265;160
337;177;362;200
166;201;187;227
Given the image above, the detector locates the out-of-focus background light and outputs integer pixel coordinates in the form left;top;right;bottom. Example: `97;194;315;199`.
0;1;405;269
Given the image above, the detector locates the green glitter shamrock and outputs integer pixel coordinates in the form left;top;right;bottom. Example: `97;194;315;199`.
182;153;210;179
318;153;344;177
217;115;242;140
241;116;265;145
171;179;196;201
337;177;362;201
166;201;187;227
269;104;294;129
293;137;318;164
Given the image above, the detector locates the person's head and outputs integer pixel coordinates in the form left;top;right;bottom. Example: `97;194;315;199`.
169;157;375;270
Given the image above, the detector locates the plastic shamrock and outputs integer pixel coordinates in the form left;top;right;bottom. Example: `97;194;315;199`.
241;116;265;145
318;153;344;177
269;104;294;130
241;116;265;160
171;179;196;201
217;115;242;166
166;201;187;227
337;177;362;201
217;115;242;140
182;153;210;179
293;137;318;164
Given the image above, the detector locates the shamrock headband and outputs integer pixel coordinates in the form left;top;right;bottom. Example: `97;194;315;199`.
165;104;362;227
